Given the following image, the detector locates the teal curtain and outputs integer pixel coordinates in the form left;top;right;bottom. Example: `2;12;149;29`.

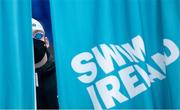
0;0;35;109
50;0;180;109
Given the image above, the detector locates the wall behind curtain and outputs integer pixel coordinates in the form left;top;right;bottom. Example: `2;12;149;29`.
0;0;35;109
50;0;180;109
32;0;53;44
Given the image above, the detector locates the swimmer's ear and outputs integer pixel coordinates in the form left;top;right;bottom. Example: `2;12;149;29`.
44;37;49;48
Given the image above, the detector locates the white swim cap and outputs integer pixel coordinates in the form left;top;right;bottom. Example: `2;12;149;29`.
32;18;45;34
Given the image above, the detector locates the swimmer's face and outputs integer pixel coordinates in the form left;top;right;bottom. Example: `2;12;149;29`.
32;30;49;48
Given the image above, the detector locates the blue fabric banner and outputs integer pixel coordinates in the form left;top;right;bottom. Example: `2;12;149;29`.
50;0;180;109
0;0;35;109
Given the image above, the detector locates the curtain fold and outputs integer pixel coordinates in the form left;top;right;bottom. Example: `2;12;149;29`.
50;0;180;109
0;0;35;109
